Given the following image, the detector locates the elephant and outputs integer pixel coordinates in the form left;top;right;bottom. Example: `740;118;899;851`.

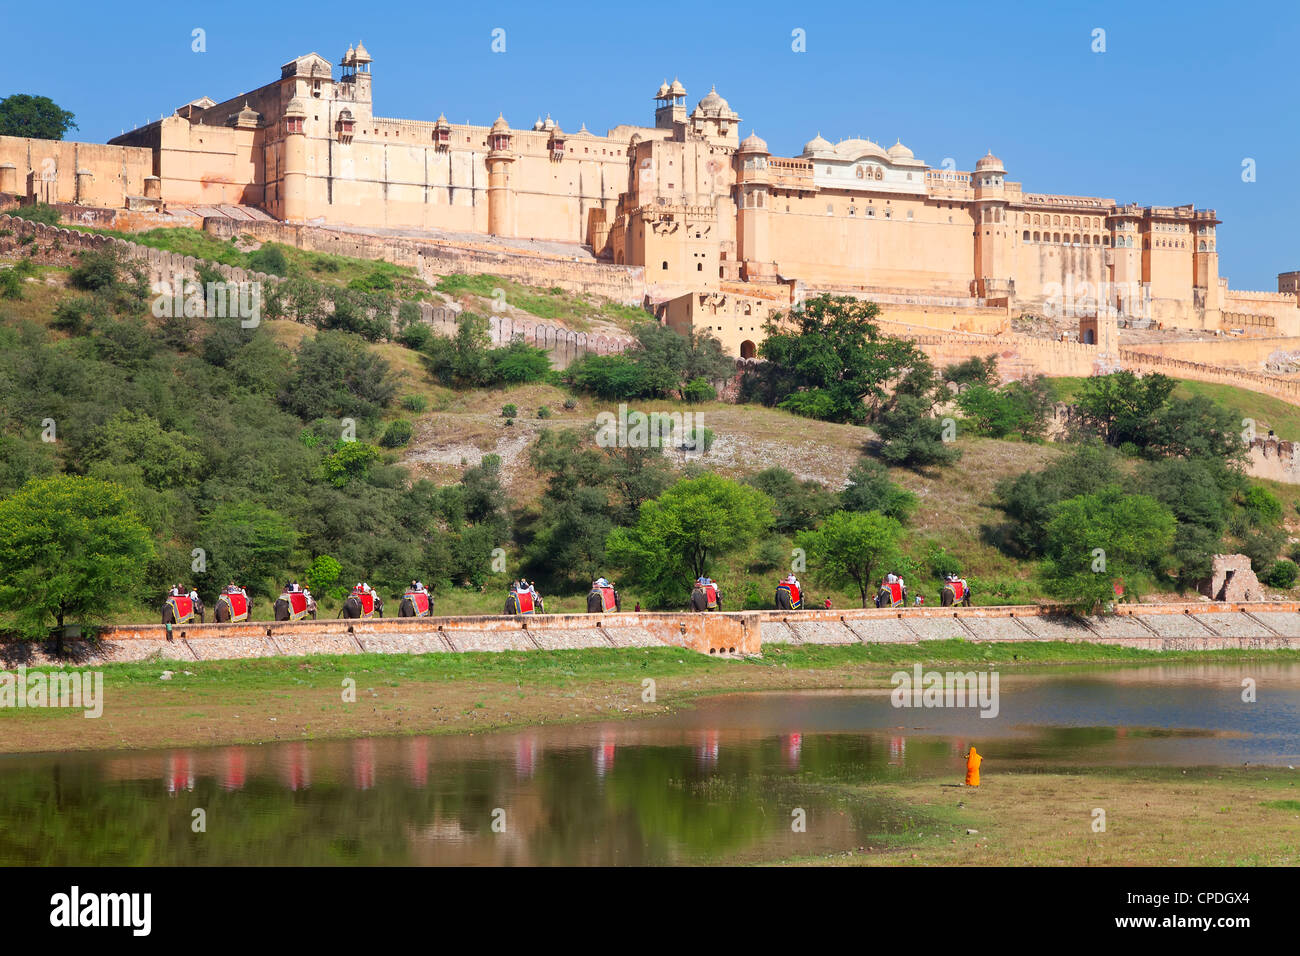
339;594;382;619
275;595;318;621
775;584;801;610
587;587;620;613
505;592;542;615
691;585;721;612
399;593;432;617
875;585;908;609
941;582;973;607
162;597;203;625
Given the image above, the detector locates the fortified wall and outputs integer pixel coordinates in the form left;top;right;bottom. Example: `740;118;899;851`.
9;602;1300;669
0;214;635;364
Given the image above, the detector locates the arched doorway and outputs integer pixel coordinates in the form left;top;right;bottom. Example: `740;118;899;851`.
740;340;756;359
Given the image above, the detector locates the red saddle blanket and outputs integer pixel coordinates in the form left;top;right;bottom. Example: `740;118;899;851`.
166;595;196;622
404;591;430;616
220;592;250;621
945;581;966;601
350;591;374;616
281;591;311;619
777;582;801;605
591;586;617;612
882;581;904;605
512;590;536;614
702;583;719;609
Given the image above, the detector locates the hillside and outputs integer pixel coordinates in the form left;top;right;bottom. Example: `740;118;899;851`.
3;222;1299;626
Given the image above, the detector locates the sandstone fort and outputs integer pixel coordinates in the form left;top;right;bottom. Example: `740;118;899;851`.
3;40;1299;364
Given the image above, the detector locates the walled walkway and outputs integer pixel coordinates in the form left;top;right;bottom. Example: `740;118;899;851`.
6;602;1299;668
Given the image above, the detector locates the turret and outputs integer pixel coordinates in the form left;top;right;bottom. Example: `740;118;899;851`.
282;96;308;221
972;152;1010;298
486;114;516;237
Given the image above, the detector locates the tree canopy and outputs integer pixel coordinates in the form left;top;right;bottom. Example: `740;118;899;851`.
0;94;77;140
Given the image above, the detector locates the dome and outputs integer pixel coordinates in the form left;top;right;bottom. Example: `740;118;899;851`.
342;45;355;65
542;114;556;131
738;131;768;153
491;113;510;133
802;132;833;156
353;41;372;63
696;86;732;116
532;116;545;131
284;97;307;117
572;123;594;138
668;78;686;97
887;139;913;161
655;81;670;99
833;138;889;161
975;150;1004;171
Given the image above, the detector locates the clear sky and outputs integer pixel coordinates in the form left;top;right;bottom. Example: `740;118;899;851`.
7;0;1297;289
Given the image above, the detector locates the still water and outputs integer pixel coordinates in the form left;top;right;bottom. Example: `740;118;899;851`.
2;663;1297;865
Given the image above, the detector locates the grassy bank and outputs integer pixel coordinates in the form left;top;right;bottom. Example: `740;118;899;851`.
4;641;1298;755
780;766;1300;866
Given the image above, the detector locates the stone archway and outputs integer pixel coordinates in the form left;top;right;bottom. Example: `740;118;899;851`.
740;340;756;359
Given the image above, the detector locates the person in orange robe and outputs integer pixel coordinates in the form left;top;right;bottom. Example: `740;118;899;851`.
965;746;982;787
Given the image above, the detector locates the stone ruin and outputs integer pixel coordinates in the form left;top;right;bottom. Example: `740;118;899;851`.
1198;554;1264;602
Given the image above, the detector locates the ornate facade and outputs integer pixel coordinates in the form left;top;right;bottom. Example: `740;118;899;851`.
25;42;1286;352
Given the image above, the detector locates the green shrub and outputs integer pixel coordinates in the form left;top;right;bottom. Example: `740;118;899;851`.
1264;559;1298;589
682;377;717;403
501;403;518;418
379;419;414;448
562;397;577;411
537;406;551;419
11;203;61;226
0;268;21;300
246;243;290;276
401;394;427;413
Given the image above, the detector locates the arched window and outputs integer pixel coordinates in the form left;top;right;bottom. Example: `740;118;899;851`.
1033;231;1041;241
662;261;668;270
740;340;757;359
1023;230;1030;240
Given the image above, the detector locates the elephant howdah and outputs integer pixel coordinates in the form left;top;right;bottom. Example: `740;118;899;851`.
587;585;620;613
505;589;540;615
215;591;250;623
162;595;203;625
875;581;907;608
941;581;972;607
691;582;721;612
399;591;431;617
340;590;381;619
775;581;802;610
276;590;318;621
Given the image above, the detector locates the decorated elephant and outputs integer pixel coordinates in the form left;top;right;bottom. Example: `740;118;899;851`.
276;591;318;621
339;591;382;619
587;583;620;613
941;579;972;607
162;594;204;625
691;580;721;612
399;590;432;617
874;581;907;608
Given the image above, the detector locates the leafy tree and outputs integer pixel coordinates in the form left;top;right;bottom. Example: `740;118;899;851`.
196;502;297;598
1040;488;1176;610
1148;395;1245;461
796;510;903;607
606;473;774;607
10;203;62;226
874;393;961;469
491;340;551;383
0;476;153;640
304;554;343;598
1136;457;1237;589
0;94;77;140
1263;559;1298;590
840;458;916;523
379;419;413;448
745;467;838;533
994;443;1123;557
283;331;396;420
942;354;999;389
81;410;205;490
746;294;926;423
320;441;382;486
1074;371;1175;449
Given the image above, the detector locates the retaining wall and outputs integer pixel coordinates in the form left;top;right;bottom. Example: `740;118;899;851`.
9;602;1300;668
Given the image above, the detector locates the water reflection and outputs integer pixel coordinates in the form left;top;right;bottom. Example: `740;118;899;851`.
2;663;1298;865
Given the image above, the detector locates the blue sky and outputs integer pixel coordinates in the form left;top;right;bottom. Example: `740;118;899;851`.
7;0;1297;288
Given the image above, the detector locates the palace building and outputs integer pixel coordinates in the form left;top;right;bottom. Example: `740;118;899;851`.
3;41;1296;356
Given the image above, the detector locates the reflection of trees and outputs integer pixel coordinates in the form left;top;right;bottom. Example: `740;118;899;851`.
0;734;957;865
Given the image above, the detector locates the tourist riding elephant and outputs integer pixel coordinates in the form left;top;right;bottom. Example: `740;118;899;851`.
161;596;204;625
941;581;972;607
874;583;907;609
276;593;318;621
339;594;382;619
587;586;620;613
505;591;542;615
691;584;721;612
775;586;799;610
399;592;432;617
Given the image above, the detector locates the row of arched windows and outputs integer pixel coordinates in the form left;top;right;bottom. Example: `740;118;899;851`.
1023;231;1110;246
1024;213;1104;228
